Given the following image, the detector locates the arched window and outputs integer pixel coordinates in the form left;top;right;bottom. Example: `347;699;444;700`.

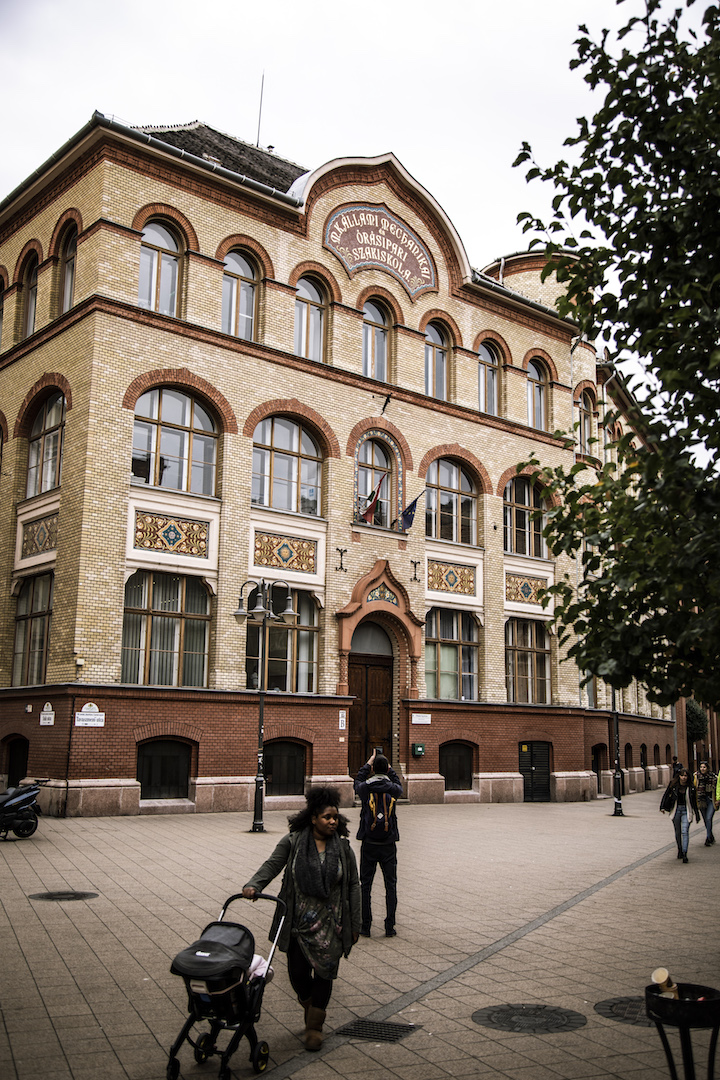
122;571;210;686
252;416;322;515
138;222;180;316
0;279;6;349
425;608;478;700
246;587;318;693
624;743;633;770
27;392;66;497
357;439;391;527
425;459;477;544
577;390;593;454
132;388;218;495
294;277;324;361
13;573;53;686
527;359;547;429
362;301;388;381
478;341;499;415
425;323;447;400
222;251;256;340
24;255;39;338
654;744;661;767
60;226;78;314
503;477;546;557
505;619;550;703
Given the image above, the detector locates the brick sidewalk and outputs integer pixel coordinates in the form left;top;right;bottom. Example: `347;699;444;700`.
1;790;716;1080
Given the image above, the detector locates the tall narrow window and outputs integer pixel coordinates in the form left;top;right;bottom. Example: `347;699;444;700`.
527;360;546;429
358;439;391;527
425;323;447;400
246;587;318;693
132;388;218;495
13;573;53;686
426;459;477;544
505;618;550;703
27;392;66;497
503;477;546;557
294;277;324;361
222;251;256;340
138;222;179;316
122;571;210;686
252;417;322;515
0;283;4;350
362;301;387;381
61;227;78;313
425;608;478;700
578;390;593;455
478;342;499;415
24;255;39;338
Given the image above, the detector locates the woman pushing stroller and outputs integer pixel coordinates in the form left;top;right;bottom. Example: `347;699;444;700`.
242;785;361;1051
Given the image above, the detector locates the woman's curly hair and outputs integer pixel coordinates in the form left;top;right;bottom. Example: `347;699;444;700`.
288;785;349;836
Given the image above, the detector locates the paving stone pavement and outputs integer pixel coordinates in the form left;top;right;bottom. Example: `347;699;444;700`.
1;789;718;1080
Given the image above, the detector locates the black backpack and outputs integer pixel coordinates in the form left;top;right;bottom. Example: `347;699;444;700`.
364;789;396;841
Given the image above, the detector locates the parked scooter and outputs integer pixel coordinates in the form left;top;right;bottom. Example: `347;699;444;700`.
0;783;41;839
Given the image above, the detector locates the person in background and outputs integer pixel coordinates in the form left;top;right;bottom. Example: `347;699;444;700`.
242;786;360;1051
354;750;402;937
694;760;716;846
660;767;700;862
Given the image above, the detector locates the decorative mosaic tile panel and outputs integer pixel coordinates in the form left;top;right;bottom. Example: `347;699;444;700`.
368;583;398;605
428;560;476;595
506;573;546;604
134;512;209;558
22;514;58;558
254;532;316;574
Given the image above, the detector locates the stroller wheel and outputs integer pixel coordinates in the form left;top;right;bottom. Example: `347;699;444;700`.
194;1031;214;1064
166;1059;180;1080
251;1041;270;1073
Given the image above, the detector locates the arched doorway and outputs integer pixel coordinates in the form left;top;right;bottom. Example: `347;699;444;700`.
264;741;306;796
440;742;473;790
5;736;29;788
137;740;191;800
349;621;393;777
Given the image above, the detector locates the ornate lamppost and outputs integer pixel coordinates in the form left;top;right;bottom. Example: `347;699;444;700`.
234;579;297;832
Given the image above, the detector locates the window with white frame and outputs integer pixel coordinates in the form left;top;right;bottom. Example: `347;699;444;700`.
138;222;180;316
425;458;477;544
425;608;478;700
527;359;547;429
27;392;66;498
252;416;322;515
294;277;325;361
132;388;218;495
362;301;388;381
478;341;499;415
357;439;391;527
60;226;78;314
222;251;256;340
503;476;546;558
424;323;447;400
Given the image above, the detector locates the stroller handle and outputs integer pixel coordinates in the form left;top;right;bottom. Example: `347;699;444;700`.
219;892;287;920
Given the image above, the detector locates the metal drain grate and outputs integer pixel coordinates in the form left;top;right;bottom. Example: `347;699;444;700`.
472;1004;587;1034
335;1019;419;1042
595;997;652;1026
29;891;99;902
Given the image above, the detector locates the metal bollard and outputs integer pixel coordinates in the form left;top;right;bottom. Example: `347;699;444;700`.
645;983;720;1080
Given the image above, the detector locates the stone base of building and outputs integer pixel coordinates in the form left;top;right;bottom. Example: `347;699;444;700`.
404;773;446;803
551;771;597;802
474;772;524;802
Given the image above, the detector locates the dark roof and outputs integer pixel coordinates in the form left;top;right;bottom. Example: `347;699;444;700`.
133;121;307;193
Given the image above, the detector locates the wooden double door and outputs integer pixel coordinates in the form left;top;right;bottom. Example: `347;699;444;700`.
348;654;393;777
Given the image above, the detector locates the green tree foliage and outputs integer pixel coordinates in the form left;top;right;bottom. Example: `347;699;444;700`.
685;698;709;741
514;1;720;706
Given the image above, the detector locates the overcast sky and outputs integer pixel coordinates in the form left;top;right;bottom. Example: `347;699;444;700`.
0;0;645;270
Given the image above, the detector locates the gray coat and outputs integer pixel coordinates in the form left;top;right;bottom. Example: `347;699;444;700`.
243;829;362;958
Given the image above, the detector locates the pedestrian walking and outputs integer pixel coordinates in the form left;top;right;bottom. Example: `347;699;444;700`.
694;761;717;845
354;750;402;937
241;786;361;1051
660;766;700;862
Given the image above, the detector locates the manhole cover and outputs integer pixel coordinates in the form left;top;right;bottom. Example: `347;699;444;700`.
595;997;652;1026
472;1004;587;1034
335;1020;419;1042
29;891;99;902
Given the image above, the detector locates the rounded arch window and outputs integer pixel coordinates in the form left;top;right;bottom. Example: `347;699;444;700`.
478;341;499;416
362;301;388;381
138;221;180;316
252;416;322;515
132;387;218;495
425;323;447;400
27;391;66;497
527;359;547;429
294;276;325;361
426;458;477;544
503;477;546;557
222;251;256;340
0;278;5;349
577;389;593;454
24;254;39;338
60;225;78;314
358;439;391;527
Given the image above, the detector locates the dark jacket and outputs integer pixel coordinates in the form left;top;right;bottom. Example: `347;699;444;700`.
354;764;403;843
660;778;700;820
243;829;361;957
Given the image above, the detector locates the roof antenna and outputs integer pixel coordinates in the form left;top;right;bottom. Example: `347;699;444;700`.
256;71;265;148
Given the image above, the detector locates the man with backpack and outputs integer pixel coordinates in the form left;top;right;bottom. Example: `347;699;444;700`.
354;750;402;937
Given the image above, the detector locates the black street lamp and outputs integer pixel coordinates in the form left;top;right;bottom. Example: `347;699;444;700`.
234;578;297;832
611;686;624;817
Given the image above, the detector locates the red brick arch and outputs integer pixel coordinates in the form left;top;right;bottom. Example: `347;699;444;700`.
574;379;597;405
122;368;238;434
496;463;561;507
288;262;343;304
264;725;317;745
354;284;405;326
0;409;8;445
0;264;10;291
133;721;202;743
131;204;199;251
49;209;83;258
345;416;413;473
215;234;274;279
473;329;513;365
243;399;341;458
14;373;73;437
13;239;43;284
522;347;559;383
419;308;463;349
418;444;491;494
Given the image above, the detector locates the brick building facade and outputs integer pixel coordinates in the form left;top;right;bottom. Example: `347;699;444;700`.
0;113;682;815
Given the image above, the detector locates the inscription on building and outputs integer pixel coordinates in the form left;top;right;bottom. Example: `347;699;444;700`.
324;204;436;297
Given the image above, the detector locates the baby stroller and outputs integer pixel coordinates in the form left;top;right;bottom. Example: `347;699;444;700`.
167;892;286;1079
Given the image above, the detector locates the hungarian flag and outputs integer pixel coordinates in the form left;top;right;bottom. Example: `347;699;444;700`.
361;475;386;523
401;492;423;531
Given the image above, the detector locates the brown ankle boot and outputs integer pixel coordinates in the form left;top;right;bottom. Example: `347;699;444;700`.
304;1006;326;1051
298;996;312;1024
